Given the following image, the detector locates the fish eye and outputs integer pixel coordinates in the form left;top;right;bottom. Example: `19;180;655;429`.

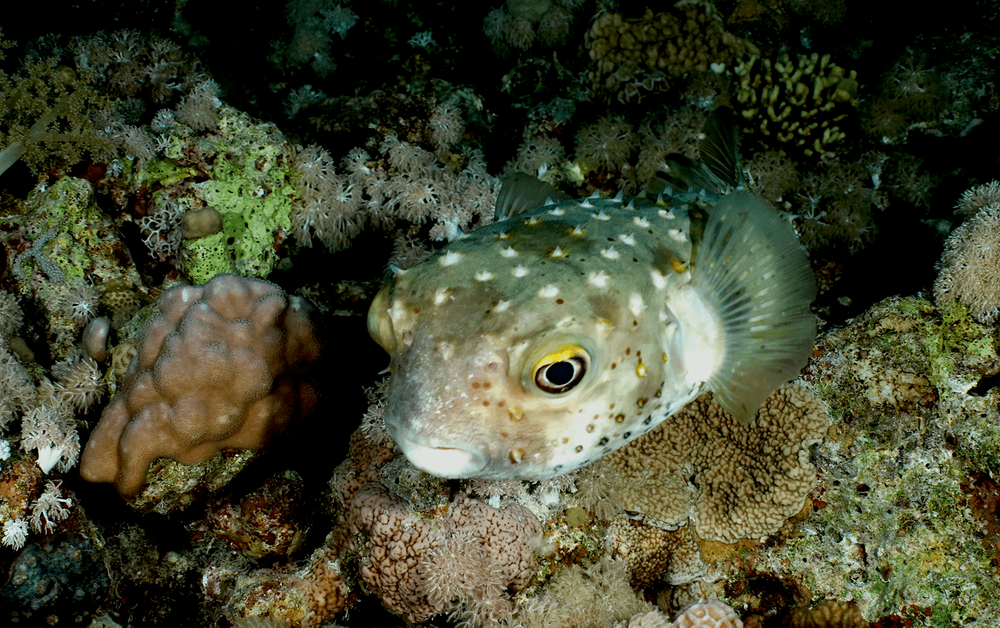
532;345;590;394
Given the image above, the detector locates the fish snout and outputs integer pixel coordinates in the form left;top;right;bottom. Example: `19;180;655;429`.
387;426;488;478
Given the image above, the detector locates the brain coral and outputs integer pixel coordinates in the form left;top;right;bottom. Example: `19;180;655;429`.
672;599;743;628
605;385;828;543
80;274;322;497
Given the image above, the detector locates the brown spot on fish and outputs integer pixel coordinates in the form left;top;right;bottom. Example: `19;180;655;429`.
615;414;625;423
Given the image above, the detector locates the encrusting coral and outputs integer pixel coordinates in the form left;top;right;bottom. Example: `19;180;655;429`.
79;274;324;497
605;385;828;543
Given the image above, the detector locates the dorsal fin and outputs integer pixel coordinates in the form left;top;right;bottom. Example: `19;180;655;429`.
646;108;744;197
692;192;816;425
494;173;572;221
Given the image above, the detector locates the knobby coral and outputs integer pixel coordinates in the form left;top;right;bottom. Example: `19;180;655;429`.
80;274;323;497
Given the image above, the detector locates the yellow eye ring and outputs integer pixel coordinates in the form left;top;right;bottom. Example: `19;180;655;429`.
532;345;590;394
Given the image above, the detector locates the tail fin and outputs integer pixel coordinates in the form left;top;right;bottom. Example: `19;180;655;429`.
692;192;816;425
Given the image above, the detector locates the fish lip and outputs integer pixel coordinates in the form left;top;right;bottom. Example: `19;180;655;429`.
388;428;488;478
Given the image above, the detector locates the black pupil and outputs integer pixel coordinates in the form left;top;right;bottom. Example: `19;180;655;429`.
545;361;575;386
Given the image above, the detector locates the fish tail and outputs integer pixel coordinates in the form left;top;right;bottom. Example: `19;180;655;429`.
692;192;816;425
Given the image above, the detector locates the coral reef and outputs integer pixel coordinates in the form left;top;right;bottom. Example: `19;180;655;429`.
739;296;1000;623
0;2;997;625
80;274;323;499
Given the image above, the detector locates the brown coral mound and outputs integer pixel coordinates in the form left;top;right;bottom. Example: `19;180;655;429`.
80;274;322;497
606;385;828;542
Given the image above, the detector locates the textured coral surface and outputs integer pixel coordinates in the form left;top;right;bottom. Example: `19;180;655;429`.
80;274;322;497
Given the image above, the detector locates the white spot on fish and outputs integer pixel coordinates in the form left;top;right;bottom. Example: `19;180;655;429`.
513;265;529;277
434;288;451;305
551;246;567;258
633;216;650;228
613;190;624;201
547;208;565;216
501;246;518;258
593;210;610;221
539;285;559;298
629;293;646;317
475;271;493;281
601;247;620;260
588;271;609;288
580;198;594;209
526;216;541;225
668;229;686;242
497;232;510;240
658;209;676;219
570;226;585;236
618;233;636;246
441;251;462;266
438;342;455;361
650;270;668;290
496;300;510;312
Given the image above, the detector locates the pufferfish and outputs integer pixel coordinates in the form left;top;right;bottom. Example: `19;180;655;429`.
367;110;816;480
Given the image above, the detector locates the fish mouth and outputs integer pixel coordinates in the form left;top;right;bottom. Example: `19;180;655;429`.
388;429;488;478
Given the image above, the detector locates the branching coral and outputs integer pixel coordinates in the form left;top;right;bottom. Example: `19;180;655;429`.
733;53;857;159
79;274;324;497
